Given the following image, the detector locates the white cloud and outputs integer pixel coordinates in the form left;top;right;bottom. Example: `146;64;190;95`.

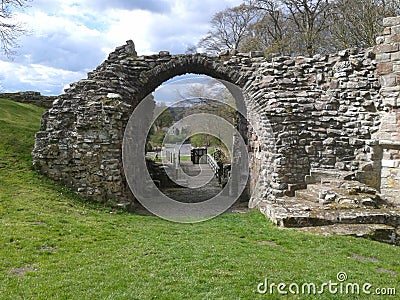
153;75;230;105
0;59;86;95
104;9;154;54
0;0;243;95
15;10;108;68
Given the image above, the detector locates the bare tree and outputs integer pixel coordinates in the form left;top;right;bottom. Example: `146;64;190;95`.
245;0;331;56
281;0;331;56
185;44;198;54
198;4;258;53
328;0;400;49
199;0;400;57
244;0;295;55
0;0;28;57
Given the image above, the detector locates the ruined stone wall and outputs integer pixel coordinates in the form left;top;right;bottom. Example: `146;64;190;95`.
245;48;381;201
373;16;400;204
32;31;399;207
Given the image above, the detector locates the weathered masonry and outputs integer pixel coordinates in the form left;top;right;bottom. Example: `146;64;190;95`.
33;17;400;212
375;17;400;203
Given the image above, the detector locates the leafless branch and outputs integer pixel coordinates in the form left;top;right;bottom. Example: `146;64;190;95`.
0;0;29;57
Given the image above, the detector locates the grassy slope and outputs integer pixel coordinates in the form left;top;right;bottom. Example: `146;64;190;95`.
0;98;399;299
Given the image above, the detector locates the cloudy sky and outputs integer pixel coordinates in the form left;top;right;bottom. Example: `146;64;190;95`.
0;0;242;95
153;75;233;105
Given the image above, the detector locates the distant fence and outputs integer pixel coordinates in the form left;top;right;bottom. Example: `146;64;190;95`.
207;153;231;186
207;154;219;174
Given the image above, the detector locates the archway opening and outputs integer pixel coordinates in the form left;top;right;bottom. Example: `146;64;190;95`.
123;73;254;221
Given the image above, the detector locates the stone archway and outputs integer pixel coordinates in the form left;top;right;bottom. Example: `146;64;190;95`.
32;42;289;209
33;36;390;212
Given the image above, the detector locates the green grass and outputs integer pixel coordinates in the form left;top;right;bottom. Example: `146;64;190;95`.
179;155;191;162
0;97;399;299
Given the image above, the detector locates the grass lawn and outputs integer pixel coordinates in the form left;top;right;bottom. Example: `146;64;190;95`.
179;155;191;162
0;98;399;299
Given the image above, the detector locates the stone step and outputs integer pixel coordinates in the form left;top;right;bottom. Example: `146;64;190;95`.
296;224;400;246
295;180;383;207
306;168;354;184
295;185;326;203
259;199;400;245
259;199;400;228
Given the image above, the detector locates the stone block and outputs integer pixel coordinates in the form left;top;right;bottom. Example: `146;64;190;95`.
378;132;394;140
393;63;400;72
380;86;400;98
391;25;400;35
382;97;398;107
335;162;347;170
377;62;393;75
334;72;347;78
349;138;365;146
382;160;400;168
385;34;400;43
376;36;385;45
376;53;391;62
383;16;400;27
381;123;400;133
391;51;400;61
375;43;399;54
383;152;391;160
379;74;397;87
383;112;398;124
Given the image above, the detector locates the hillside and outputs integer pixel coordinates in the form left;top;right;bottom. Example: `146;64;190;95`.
0;98;399;299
